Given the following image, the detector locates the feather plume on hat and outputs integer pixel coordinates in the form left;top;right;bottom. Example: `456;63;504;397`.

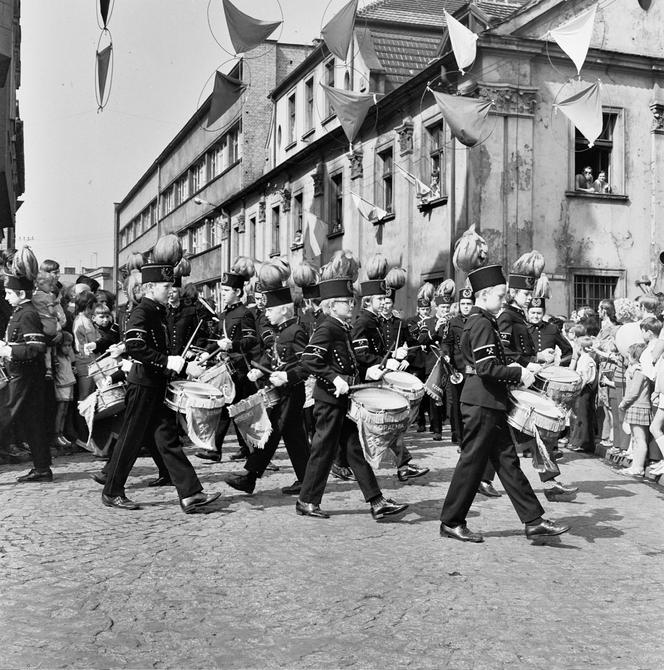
418;282;435;303
321;249;359;282
436;278;456;298
452;224;488;274
385;266;407;291
365;253;388;281
126;252;145;272
152;234;183;266
230;256;255;280
534;273;551;299
258;258;291;291
174;257;191;279
292;261;319;288
511;250;545;278
12;246;39;282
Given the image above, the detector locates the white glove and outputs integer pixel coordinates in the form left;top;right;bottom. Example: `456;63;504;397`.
216;338;233;352
332;376;350;397
537;348;555;364
520;367;536;388
365;365;385;381
187;362;205;379
83;342;97;355
385;358;399;371
108;343;125;358
397;360;410;371
120;359;133;373
97;375;112;389
247;368;264;382
0;343;11;359
167;355;186;373
269;371;288;387
394;345;408;361
196;352;211;363
526;362;542;373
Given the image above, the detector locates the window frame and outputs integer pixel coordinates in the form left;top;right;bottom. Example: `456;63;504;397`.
569;268;625;313
376;146;394;215
324;58;335;117
304;77;314;132
287;91;297;146
271;205;281;256
329;171;344;236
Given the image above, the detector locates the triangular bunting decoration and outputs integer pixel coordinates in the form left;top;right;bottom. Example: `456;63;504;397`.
303;211;327;259
322;0;358;61
222;0;281;54
351;192;388;224
96;44;112;108
430;90;492;147
554;81;603;147
548;3;598;75
99;0;111;27
394;163;432;198
444;10;478;75
321;84;376;144
208;71;247;126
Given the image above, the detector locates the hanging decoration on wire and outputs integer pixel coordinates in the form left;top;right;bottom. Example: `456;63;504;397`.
546;3;598;75
303;210;327;260
351;191;389;225
98;0;113;28
222;0;282;55
321;83;380;150
208;70;247;126
196;57;250;133
95;0;114;111
393;163;433;200
553;80;603;147
428;89;493;148
321;0;358;61
444;10;478;75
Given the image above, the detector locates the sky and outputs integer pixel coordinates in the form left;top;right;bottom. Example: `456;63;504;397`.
16;0;366;270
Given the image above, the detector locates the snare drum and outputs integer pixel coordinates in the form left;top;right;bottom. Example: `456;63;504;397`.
507;389;566;437
95;383;126;420
381;371;425;423
0;365;8;391
533;366;582;408
347;388;410;433
260;387;281;409
164;381;226;414
88;356;122;387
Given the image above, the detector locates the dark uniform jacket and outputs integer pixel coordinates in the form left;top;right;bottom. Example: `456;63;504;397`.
442;314;467;372
299;308;325;338
124;297;177;389
258;317;308;388
212;301;258;373
301;315;358;407
405;315;428;370
351;309;385;376
497;304;537;366
0;289;11;338
529;320;573;366
166;302;200;355
249;305;275;352
95;322;121;356
461;307;522;410
418;315;448;374
4;300;46;375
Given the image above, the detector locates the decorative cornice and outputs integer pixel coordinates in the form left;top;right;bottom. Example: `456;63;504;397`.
650;101;664;135
395;116;414;156
348;148;364;180
477;82;538;116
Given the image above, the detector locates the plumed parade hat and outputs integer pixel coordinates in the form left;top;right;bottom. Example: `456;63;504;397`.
221;271;245;290
417;297;431;308
467;265;506;293
141;264;174;283
264;286;293;308
302;283;320;300
434;294;454;305
528;296;546;311
76;275;100;293
360;279;388;298
457;287;475;303
5;273;33;293
508;274;537;291
319;278;355;300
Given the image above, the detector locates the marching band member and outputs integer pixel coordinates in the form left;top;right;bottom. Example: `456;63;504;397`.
297;250;408;520
225;261;310;496
0;247;52;482
101;235;218;513
439;263;570;543
406;284;433;432
195;257;258;463
527;297;572;366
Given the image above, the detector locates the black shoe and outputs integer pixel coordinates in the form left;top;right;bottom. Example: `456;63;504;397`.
546;481;578;495
432;433;443;441
440;523;484;543
550;449;564;461
17;468;53;483
331;464;356;481
225;472;256;495
525;518;570;539
296;500;330;519
477;481;501;497
90;472;107;485
195;449;221;462
264;461;280;471
229;448;249;461
281;480;302;495
147;475;173;487
370;497;408;520
416;424;426;433
180;491;221;514
397;464;430;482
101;494;141;510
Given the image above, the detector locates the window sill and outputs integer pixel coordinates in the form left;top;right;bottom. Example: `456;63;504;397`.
185;244;221;260
565;191;628;202
301;128;315;141
417;195;448;212
285;140;297;152
321;113;337;126
290;240;304;251
375;212;395;225
269;250;281;258
327;227;344;239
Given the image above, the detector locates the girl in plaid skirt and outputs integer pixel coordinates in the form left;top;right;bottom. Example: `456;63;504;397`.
618;342;652;477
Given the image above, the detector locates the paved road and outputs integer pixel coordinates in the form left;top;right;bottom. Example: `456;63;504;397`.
1;426;663;670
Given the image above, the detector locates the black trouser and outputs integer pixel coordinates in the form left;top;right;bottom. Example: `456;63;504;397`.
411;367;428;428
440;404;544;527
103;383;202;500
245;384;310;480
448;377;465;443
300;399;381;506
570;385;596;452
0;366;51;471
214;375;254;454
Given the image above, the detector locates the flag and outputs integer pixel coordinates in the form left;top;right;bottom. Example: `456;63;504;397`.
222;0;281;54
554;81;602;147
430;90;492;147
208;70;246;126
96;44;112;107
393;163;432;198
322;0;358;61
351;192;388;224
99;0;111;27
548;3;598;75
444;10;477;75
321;84;377;144
303;211;327;259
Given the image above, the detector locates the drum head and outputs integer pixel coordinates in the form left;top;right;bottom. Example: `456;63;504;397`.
537;367;581;383
509;389;559;417
383;371;423;390
353;388;408;411
178;382;223;400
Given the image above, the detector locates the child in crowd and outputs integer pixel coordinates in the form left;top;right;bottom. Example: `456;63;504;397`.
618;342;652;477
72;292;98;399
568;324;597;453
92;302;120;355
54;332;76;448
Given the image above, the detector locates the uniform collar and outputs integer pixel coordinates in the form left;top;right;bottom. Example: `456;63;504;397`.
531;320;546;329
143;297;165;314
330;314;352;331
276;317;297;332
225;301;242;313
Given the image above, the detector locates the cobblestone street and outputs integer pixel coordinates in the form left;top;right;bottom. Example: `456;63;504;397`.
1;427;663;670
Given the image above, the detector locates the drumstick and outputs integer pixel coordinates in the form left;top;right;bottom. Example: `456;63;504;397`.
250;360;274;376
181;320;203;359
348;382;380;392
197;295;220;322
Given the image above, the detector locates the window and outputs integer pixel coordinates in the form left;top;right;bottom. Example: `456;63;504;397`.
175;175;189;206
180;232;189;254
271;206;280;255
573;274;619;312
249;216;256;258
231;226;239;260
287;92;296;145
329;173;343;234
426;122;445;197
162;186;174;216
573;110;623;194
141;210;150;234
293;192;303;238
304;77;314;131
325;59;335;116
150;201;157;226
191;159;206;193
343;70;351;91
377;148;393;214
228;124;240;163
209;218;219;248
